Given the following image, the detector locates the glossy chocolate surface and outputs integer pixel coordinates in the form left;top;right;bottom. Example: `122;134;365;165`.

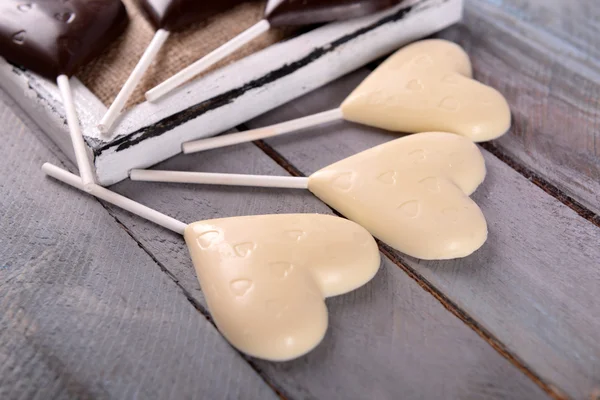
0;0;128;80
265;0;404;26
139;0;250;31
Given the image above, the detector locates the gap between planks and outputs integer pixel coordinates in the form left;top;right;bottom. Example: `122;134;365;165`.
89;185;289;400
250;137;569;400
481;142;600;229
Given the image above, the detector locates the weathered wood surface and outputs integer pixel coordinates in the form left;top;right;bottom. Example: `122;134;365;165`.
104;143;547;398
436;0;600;216
245;69;600;400
3;0;599;399
0;93;278;400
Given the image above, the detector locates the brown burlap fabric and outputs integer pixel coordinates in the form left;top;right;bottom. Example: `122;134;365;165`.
77;0;287;107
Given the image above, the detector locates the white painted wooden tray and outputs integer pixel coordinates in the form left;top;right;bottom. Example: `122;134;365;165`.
0;0;462;185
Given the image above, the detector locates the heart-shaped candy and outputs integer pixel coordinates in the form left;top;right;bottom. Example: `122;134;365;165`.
0;0;128;80
184;213;380;361
340;39;511;142
308;132;488;260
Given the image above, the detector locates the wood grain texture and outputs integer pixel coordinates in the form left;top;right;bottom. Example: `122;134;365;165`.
244;70;600;400
105;140;548;399
0;92;277;400
436;0;600;216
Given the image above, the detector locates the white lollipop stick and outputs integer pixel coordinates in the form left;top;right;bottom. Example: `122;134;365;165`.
98;29;171;133
130;169;309;189
145;20;271;102
182;108;343;154
56;75;95;190
43;163;186;234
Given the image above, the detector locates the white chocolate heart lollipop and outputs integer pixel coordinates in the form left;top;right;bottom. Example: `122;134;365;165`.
182;39;511;154
307;132;487;259
340;39;510;141
132;131;488;260
43;164;380;361
186;214;379;360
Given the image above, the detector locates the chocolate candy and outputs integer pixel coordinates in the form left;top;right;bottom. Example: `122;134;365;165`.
265;0;405;27
0;0;128;80
139;0;251;31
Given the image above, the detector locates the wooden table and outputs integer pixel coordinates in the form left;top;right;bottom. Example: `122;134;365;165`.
1;1;598;399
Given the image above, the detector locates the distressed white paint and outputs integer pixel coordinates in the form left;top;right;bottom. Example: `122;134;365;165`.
0;0;462;185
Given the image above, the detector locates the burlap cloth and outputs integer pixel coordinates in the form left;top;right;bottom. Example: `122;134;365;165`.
78;0;288;107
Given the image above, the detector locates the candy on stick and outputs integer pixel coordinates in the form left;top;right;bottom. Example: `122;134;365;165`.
182;39;511;154
145;0;406;102
98;0;250;133
0;0;128;188
133;132;489;260
43;163;380;361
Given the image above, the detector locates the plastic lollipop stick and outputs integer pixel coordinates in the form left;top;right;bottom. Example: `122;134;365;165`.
56;76;95;189
145;0;408;102
130;169;301;188
134;132;491;260
182;109;342;154
43;162;380;362
98;0;253;133
98;29;171;133
146;20;271;102
131;169;309;189
181;39;512;154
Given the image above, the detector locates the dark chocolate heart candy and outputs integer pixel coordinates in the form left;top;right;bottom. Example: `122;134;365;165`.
265;0;405;27
0;0;128;80
139;0;252;31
